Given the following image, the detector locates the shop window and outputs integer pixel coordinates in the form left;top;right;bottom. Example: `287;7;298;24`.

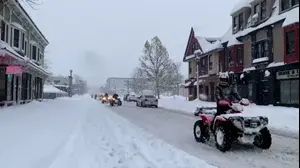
280;79;299;104
248;83;253;97
285;31;296;56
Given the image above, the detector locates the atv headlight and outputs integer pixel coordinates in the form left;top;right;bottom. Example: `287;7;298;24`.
229;116;244;131
259;116;268;125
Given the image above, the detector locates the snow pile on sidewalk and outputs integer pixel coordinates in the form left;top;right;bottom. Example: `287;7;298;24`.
159;96;299;135
0;96;217;168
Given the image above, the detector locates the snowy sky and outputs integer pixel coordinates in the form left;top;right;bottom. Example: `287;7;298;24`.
23;0;239;86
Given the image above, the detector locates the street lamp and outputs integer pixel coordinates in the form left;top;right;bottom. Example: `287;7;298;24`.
194;50;201;100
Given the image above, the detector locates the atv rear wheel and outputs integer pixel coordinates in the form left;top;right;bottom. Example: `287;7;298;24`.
253;127;272;149
193;120;208;143
214;125;232;152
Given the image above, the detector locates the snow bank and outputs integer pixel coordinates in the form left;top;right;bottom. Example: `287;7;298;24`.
43;84;67;94
0;96;216;168
159;96;299;135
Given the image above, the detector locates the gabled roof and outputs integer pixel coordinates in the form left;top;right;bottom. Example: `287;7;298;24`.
195;36;223;54
183;27;194;61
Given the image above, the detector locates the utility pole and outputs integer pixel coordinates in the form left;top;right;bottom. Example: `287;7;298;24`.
68;70;73;97
195;50;201;100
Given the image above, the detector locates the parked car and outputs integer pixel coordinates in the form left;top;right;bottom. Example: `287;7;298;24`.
128;95;137;102
136;95;158;108
123;93;130;101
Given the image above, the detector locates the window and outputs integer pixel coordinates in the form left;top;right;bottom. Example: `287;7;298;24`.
292;0;299;6
228;48;234;67
188;62;192;74
32;45;37;60
280;79;299;104
238;13;244;30
233;16;238;30
54;80;60;84
254;4;260;14
208;54;212;70
24;41;27;55
248;83;253;97
286;31;296;55
1;20;6;42
281;0;291;11
261;0;267;20
237;47;243;65
21;33;25;51
37;48;40;61
13;28;20;48
254;40;267;59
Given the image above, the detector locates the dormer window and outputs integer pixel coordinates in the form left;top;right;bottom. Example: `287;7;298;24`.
233;16;238;30
254;4;260;14
13;28;20;48
238;13;244;30
261;0;267;20
281;0;299;12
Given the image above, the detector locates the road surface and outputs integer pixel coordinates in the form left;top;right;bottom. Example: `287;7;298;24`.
108;101;299;168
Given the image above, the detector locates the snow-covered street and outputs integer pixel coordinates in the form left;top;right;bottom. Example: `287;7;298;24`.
0;96;216;168
112;101;299;168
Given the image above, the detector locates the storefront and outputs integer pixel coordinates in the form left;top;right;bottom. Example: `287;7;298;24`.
272;63;299;107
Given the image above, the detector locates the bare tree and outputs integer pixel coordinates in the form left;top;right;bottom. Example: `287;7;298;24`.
139;36;180;98
129;68;148;95
21;0;43;9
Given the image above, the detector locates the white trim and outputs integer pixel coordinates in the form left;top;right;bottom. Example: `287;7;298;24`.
11;22;25;31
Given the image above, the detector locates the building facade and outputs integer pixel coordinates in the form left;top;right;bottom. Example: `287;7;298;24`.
106;77;133;94
183;0;299;107
0;0;49;106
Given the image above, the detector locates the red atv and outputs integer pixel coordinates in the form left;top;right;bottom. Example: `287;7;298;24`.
193;99;272;152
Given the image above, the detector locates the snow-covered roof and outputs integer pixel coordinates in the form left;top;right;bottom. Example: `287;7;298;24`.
220;26;233;43
230;0;252;15
234;0;299;38
43;85;67;94
252;57;269;64
243;66;256;72
282;7;299;27
267;62;285;68
195;36;223;54
227;37;243;47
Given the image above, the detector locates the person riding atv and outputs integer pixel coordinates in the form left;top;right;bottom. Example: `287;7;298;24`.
112;93;119;99
213;72;242;127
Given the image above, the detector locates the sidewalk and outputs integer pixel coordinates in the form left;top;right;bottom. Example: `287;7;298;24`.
158;96;299;138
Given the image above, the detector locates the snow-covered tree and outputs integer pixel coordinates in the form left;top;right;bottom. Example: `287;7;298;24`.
129;68;148;95
168;62;184;95
138;36;182;98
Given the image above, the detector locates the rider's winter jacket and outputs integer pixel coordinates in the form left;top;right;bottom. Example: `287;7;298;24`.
215;83;242;116
215;83;241;102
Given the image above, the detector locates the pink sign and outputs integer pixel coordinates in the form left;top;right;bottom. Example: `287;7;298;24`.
6;65;23;74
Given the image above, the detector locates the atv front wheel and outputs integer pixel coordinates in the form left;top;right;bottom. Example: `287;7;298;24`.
193;120;208;143
253;127;272;149
214;125;232;152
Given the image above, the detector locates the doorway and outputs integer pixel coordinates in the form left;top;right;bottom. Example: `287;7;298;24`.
210;82;215;102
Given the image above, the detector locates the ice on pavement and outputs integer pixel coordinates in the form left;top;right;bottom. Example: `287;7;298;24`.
0;95;217;168
159;96;299;135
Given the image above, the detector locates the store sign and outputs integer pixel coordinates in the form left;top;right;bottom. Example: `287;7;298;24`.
6;65;23;75
276;69;299;79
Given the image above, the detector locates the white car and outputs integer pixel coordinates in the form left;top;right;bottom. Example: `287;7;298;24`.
128;95;137;102
136;95;158;108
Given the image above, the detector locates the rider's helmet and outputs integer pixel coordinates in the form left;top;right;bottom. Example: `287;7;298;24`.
219;72;229;86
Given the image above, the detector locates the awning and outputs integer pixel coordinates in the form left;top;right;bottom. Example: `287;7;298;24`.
184;81;195;88
194;79;205;86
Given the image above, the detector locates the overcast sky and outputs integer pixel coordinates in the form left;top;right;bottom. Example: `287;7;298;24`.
24;0;239;86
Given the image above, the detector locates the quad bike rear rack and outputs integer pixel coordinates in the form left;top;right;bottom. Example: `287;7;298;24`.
194;107;217;116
